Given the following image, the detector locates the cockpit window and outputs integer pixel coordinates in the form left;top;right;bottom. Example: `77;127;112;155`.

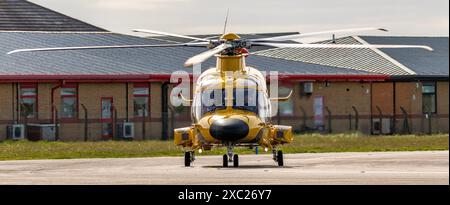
200;89;225;115
193;77;269;122
233;88;258;113
198;88;260;115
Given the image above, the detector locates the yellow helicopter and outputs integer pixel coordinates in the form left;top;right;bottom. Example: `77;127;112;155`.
8;27;433;167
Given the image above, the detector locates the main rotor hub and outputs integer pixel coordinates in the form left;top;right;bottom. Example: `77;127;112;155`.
216;33;251;56
220;33;241;41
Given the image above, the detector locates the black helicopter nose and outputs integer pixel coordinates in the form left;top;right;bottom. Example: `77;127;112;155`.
209;118;249;141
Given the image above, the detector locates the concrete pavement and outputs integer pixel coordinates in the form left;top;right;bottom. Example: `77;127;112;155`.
0;151;448;185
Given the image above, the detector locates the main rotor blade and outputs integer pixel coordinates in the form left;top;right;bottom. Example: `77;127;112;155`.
133;29;210;42
253;42;434;51
184;43;232;67
7;42;209;55
251;27;388;42
188;35;221;43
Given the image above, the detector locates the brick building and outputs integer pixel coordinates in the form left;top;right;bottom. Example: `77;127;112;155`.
0;0;448;141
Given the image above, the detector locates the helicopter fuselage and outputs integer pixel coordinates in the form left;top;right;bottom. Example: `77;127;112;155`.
193;64;269;145
174;53;293;151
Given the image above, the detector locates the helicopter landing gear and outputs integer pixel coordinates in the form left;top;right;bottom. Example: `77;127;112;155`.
222;155;239;167
273;149;284;167
184;151;195;167
223;144;239;167
227;144;234;162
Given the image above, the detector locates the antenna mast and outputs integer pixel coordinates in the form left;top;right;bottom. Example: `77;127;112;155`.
223;9;230;34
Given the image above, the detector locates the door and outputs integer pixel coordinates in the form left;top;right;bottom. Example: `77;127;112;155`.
314;96;324;129
101;97;113;139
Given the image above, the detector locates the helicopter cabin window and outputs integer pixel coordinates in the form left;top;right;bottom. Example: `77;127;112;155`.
278;86;294;116
19;84;38;119
422;82;436;114
133;84;149;117
60;85;78;119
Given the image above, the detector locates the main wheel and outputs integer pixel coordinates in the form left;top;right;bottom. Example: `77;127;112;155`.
277;150;284;166
184;152;191;167
233;154;239;167
223;154;228;167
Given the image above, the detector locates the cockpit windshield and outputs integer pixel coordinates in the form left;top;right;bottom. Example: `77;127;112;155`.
198;88;260;116
233;88;258;113
200;89;226;115
193;76;270;122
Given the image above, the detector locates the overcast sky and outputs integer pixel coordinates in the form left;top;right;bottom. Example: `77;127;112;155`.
30;0;448;41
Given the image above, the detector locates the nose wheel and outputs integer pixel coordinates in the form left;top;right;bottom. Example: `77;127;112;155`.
223;154;228;167
223;145;239;167
233;154;239;167
223;154;239;167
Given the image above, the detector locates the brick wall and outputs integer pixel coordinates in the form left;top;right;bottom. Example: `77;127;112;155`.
288;81;372;134
0;83;14;140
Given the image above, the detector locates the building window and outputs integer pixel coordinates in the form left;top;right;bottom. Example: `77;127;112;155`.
133;84;149;117
60;85;78;119
100;97;114;139
20;84;37;119
278;86;294;116
422;82;436;113
101;97;113;119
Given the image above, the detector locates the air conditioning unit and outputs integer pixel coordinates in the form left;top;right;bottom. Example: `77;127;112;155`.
26;124;56;141
116;122;134;139
123;122;134;139
303;82;313;94
372;118;391;134
7;124;25;140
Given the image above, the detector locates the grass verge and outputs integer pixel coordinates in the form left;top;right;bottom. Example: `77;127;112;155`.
0;133;448;161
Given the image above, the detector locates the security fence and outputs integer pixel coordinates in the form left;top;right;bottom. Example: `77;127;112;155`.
278;105;448;135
